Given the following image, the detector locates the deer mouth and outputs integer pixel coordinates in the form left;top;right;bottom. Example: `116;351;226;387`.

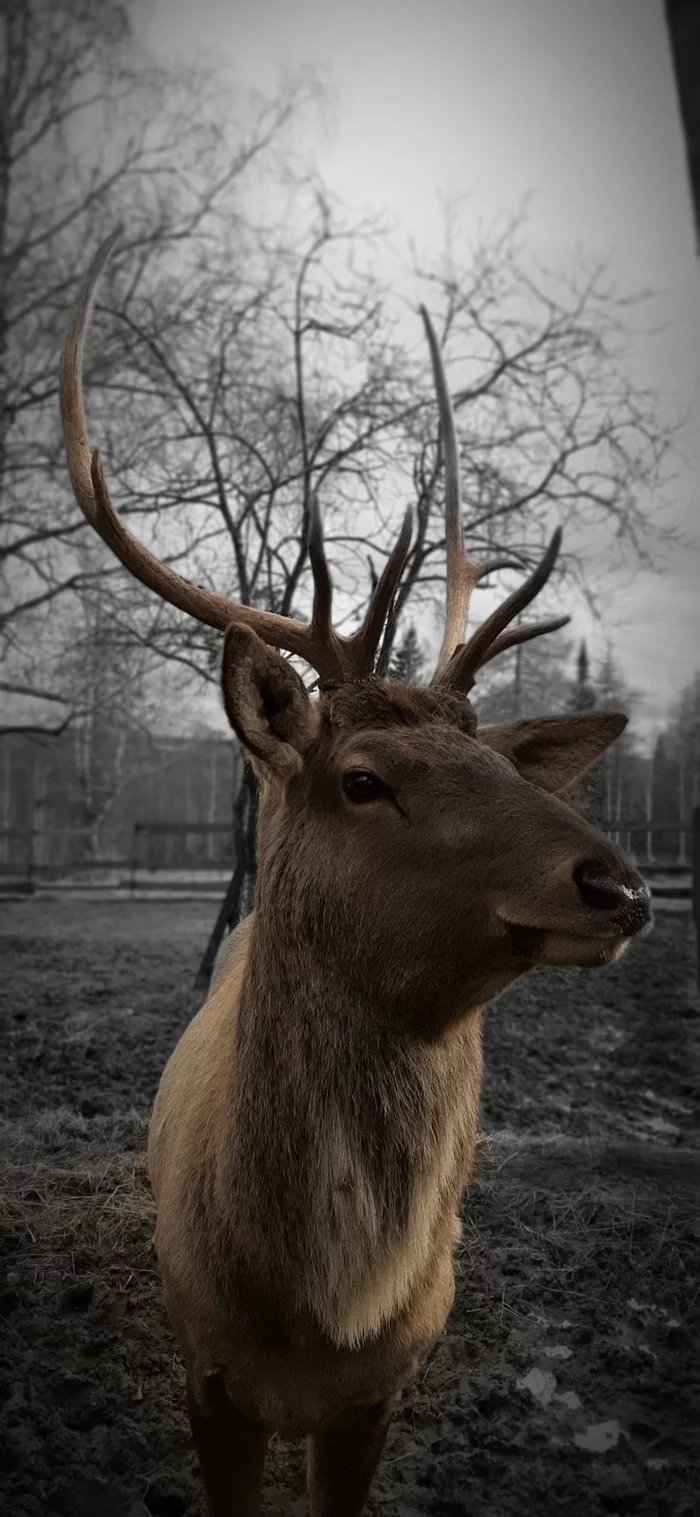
501;919;635;970
536;929;631;969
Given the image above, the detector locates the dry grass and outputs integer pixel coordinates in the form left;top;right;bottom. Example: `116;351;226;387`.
0;1142;156;1296
1;904;698;1515
467;1132;700;1291
0;1109;147;1152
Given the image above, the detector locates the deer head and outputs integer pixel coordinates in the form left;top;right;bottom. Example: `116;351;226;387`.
61;240;650;1031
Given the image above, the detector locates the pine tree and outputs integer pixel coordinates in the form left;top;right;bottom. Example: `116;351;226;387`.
389;625;425;684
474;630;573;724
569;640;596;713
565;640;607;821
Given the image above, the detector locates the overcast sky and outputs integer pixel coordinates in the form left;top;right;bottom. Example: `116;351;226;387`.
142;0;699;736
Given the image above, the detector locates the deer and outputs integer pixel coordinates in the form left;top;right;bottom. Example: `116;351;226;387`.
60;239;651;1517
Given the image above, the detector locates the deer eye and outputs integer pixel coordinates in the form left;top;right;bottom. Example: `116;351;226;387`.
342;770;389;804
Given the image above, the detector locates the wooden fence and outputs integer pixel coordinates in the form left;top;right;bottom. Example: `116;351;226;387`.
0;821;234;898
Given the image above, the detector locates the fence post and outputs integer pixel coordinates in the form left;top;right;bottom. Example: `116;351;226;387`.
28;771;46;893
693;807;700;1000
130;823;141;898
193;764;256;995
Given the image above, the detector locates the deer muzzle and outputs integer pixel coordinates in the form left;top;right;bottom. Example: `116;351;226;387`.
572;856;651;939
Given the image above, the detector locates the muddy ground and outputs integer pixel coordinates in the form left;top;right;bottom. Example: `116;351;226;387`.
0;899;698;1517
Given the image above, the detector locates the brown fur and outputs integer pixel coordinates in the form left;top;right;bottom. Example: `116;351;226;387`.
60;248;650;1514
148;634;650;1508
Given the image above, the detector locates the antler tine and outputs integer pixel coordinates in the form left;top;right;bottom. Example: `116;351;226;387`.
420;308;566;696
306;496;349;682
308;494;333;639
89;450;256;635
420;306;482;677
477;615;571;669
350;507;413;675
62;235;240;632
438;528;564;692
61;237;345;677
61;229;122;529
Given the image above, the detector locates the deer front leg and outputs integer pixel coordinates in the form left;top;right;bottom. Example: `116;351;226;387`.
307;1396;398;1517
186;1370;269;1517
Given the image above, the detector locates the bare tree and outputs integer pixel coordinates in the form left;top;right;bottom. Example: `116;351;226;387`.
379;215;674;661
0;0;318;690
85;191;411;685
4;6;675;982
60;203;674;980
67;204;675;687
100;195;417;972
3;13;672;699
58;591;167;859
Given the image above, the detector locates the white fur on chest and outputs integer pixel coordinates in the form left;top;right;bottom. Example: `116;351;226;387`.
304;1104;468;1347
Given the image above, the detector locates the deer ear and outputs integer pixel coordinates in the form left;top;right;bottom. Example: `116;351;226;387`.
221;623;319;780
478;712;627;794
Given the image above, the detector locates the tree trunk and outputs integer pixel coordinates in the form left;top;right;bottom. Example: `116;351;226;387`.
692;807;700;1001
193;763;258;994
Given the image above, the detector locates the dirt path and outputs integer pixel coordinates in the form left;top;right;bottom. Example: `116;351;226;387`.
1;901;698;1516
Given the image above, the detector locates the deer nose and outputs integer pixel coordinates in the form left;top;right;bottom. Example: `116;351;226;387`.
573;859;651;936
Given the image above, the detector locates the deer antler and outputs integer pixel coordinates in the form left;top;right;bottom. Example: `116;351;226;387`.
419;307;569;694
420;306;483;678
60;237;412;684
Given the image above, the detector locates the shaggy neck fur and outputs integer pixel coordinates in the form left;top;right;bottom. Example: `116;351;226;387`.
223;873;483;1348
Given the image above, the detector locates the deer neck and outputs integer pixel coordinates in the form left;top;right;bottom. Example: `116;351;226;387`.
222;894;483;1348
